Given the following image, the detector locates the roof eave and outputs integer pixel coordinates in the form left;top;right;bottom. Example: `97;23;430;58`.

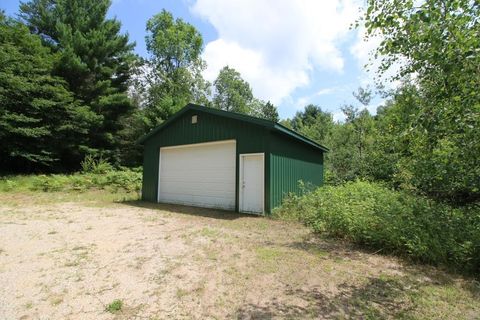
138;103;329;152
273;124;329;152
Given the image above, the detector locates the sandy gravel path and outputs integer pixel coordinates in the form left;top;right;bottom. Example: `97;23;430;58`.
0;197;478;319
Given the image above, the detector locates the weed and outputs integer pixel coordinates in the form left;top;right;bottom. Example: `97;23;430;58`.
0;179;17;192
133;256;150;269
142;215;159;223
105;299;123;313
64;260;79;267
81;155;113;174
50;297;63;306
176;288;189;299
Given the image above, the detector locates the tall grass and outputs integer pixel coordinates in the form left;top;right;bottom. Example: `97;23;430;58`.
0;157;142;194
0;169;142;193
275;181;480;275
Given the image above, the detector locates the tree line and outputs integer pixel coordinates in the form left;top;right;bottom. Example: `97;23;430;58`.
284;0;479;205
0;0;278;172
1;0;478;206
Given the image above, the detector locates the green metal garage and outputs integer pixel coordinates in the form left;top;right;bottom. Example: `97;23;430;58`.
139;103;328;214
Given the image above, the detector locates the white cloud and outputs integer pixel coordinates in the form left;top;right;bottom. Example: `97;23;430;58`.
191;0;361;105
317;87;338;96
350;25;404;90
333;111;346;122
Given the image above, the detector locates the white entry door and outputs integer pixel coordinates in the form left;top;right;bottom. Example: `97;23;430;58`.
158;140;236;210
239;153;264;214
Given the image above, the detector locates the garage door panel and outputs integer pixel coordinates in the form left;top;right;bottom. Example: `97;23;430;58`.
161;171;234;181
158;141;236;210
159;192;234;206
160;184;235;197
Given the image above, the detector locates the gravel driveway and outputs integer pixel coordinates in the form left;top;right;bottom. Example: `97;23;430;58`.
0;193;478;319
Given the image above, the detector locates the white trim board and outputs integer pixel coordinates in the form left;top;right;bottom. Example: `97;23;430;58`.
160;139;236;151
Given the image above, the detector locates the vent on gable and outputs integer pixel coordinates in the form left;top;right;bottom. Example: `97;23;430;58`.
191;115;198;124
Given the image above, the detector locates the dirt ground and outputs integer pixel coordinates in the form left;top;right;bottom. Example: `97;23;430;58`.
0;192;479;319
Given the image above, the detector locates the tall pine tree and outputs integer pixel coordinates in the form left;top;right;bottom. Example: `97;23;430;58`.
0;12;99;172
20;0;136;165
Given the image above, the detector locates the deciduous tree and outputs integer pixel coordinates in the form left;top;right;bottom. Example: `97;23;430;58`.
143;10;210;129
363;0;480;202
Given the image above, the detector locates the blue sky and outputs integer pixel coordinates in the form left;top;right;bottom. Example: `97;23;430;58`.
2;0;386;120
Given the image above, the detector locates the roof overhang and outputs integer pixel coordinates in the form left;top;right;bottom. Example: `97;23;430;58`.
138;103;329;152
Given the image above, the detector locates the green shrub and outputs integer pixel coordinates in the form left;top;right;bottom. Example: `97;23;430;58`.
68;174;92;191
80;155;113;174
104;169;142;192
1;168;142;194
30;175;68;192
0;179;17;192
275;181;480;275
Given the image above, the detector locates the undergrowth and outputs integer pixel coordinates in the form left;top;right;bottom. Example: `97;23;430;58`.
274;181;480;275
0;157;142;193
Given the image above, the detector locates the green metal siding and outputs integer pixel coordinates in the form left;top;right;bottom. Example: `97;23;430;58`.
142;106;325;214
141;109;270;212
269;132;324;210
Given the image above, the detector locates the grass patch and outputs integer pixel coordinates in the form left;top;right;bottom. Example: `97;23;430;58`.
105;299;123;313
199;227;221;238
0;168;142;194
407;283;480;318
256;247;283;261
203;246;218;261
0;189;139;207
255;246;287;273
304;246;329;258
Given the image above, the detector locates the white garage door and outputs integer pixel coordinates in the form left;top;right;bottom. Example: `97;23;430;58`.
158;140;236;210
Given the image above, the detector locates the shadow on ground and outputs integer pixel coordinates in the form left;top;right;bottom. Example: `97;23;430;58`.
120;200;257;220
234;276;417;319
235;237;480;319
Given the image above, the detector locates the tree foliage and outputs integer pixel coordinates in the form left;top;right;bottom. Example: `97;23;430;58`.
362;0;480;202
213;66;280;121
256;101;280;122
0;13;97;172
290;104;334;144
142;10;210;129
213;66;254;114
19;0;136;165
